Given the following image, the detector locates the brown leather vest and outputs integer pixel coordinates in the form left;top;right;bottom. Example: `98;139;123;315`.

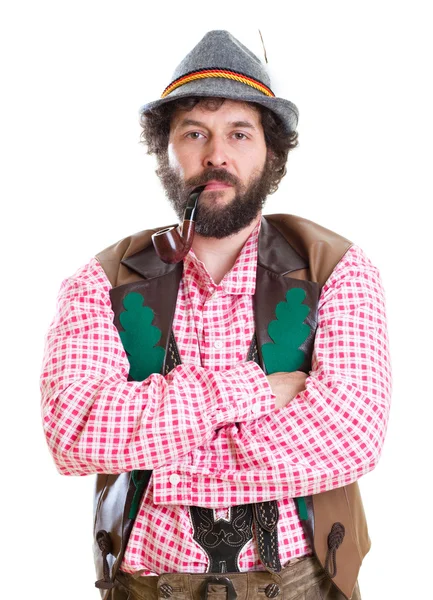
93;214;369;600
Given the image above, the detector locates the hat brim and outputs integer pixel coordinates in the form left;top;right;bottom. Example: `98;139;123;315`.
139;78;299;134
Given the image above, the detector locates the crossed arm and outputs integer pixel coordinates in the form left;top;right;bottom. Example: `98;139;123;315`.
41;246;391;507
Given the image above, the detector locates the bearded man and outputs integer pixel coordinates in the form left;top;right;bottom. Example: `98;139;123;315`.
41;31;391;600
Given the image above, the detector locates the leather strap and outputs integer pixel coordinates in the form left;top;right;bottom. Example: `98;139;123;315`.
253;501;281;572
248;336;281;572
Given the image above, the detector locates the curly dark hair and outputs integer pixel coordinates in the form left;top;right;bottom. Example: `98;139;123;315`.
139;97;298;194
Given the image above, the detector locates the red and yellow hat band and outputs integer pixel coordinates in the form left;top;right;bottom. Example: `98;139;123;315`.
161;68;275;99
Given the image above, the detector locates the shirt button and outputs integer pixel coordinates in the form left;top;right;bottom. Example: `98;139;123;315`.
214;340;223;349
169;474;181;486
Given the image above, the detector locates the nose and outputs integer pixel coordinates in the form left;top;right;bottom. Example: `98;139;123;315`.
202;136;229;168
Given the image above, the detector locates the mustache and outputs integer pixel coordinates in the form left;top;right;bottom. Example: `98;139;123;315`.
185;169;241;190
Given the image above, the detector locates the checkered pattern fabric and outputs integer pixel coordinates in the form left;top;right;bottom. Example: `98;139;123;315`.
41;223;391;575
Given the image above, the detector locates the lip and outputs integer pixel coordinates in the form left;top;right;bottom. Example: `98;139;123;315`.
203;181;233;190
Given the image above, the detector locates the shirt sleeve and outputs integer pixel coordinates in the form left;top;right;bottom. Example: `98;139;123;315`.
40;258;275;476
151;245;392;507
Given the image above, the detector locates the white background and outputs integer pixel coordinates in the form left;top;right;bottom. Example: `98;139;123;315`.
1;1;432;598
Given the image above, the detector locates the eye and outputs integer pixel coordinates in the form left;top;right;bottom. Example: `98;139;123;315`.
186;131;204;140
233;132;248;140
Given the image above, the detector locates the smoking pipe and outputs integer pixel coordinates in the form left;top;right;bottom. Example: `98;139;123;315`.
152;186;206;264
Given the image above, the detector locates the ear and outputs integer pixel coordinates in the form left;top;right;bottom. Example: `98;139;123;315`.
267;147;275;157
267;148;277;165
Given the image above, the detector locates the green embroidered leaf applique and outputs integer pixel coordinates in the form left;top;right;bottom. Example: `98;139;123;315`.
119;292;165;381
261;288;311;374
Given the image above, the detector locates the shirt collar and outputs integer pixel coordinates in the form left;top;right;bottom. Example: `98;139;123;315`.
183;220;260;296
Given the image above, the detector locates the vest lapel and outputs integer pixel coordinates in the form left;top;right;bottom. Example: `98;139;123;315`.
110;244;183;376
254;218;320;374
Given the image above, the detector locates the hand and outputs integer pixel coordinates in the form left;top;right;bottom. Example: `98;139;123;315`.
267;371;308;410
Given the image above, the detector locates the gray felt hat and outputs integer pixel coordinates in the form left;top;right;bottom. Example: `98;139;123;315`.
140;30;299;134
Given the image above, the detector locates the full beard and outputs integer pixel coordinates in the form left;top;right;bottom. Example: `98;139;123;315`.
156;153;276;239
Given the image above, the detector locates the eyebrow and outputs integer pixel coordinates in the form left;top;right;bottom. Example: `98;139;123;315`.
177;118;258;130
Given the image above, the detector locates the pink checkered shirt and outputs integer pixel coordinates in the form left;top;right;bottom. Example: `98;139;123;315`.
41;220;392;575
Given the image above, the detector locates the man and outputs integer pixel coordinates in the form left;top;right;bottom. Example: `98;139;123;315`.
41;30;391;600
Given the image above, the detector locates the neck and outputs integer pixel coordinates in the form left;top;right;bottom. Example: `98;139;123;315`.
192;214;261;284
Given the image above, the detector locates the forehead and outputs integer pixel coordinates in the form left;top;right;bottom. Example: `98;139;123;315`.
170;99;262;129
